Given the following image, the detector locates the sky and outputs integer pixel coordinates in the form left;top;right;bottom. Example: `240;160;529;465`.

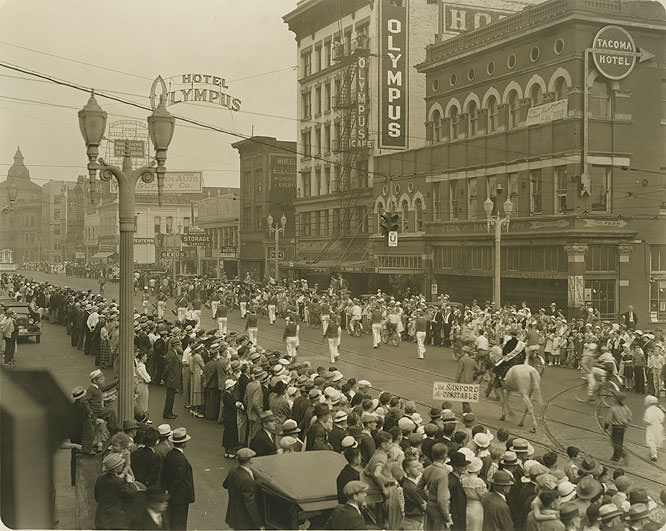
1;0;665;189
0;0;300;188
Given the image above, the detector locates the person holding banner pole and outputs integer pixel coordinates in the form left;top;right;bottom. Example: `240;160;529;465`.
456;346;476;413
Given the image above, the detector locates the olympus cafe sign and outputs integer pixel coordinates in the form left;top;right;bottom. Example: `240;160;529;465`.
591;25;652;80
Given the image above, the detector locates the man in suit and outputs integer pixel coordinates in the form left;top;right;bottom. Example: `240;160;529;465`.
249;410;278;457
223;447;264;530
448;452;469;530
306;403;333;451
154;424;173;459
482;470;515;531
244;367;264;442
129;485;169;530
442;306;454;347
85;369;118;432
94;453;140;530
621;305;638;330
456;346;476;414
329;410;348;452
162;337;181;419
326;480;368;530
131;427;162;488
162;428;195;530
431;305;444;346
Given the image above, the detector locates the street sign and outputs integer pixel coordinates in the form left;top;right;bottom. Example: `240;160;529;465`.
113;139;145;158
220;246;237;258
182;234;211;245
433;382;480;403
160;249;185;259
388;231;398;247
133;237;154;244
269;250;285;259
592;25;638;80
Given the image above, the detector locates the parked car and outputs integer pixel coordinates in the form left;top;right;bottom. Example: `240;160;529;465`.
0;299;41;342
250;451;347;530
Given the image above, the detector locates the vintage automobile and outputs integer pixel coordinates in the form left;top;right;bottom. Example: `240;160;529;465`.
250;451;347;530
0;299;41;342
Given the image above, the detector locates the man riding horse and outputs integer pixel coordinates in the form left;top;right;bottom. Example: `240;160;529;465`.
493;327;526;387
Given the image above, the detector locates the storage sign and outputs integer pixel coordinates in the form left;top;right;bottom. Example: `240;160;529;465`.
182;234;211;245
379;0;408;149
433;382;480;402
592;25;637;80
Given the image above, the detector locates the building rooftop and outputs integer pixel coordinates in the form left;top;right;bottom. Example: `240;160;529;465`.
418;0;666;71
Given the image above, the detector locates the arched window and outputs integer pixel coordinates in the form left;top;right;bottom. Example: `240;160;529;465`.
468;101;478;136
554;77;568;101
401;199;409;232
590;79;610;118
376;202;385;233
529;84;542;107
487;95;497;132
508;90;519;129
414;199;423;231
449;106;459;140
432;109;442;142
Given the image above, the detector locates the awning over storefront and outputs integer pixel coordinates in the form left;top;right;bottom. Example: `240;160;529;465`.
292;260;372;273
91;252;116;259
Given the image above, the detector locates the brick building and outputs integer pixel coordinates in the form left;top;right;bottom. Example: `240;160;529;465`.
371;0;666;323
232;137;296;281
283;0;542;291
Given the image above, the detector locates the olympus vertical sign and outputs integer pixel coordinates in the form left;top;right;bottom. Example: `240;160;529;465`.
379;0;408;149
592;26;637;80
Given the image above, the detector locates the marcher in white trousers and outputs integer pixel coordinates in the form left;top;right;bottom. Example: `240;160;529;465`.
247;327;258;346
211;300;219;319
239;301;247;318
268;304;276;325
372;323;382;348
177;306;186;323
328;338;339;363
157;301;166;320
194;309;202;329
286;336;299;358
321;314;330;336
643;395;665;461
217;317;228;335
416;331;427;359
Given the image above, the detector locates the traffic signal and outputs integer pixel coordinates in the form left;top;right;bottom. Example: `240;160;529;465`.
379;212;399;243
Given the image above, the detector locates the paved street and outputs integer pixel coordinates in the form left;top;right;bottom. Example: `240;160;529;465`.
10;270;666;528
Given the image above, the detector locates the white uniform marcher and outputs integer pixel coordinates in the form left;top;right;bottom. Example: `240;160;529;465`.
643;395;665;461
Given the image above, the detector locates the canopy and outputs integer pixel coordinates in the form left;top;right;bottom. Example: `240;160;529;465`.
251;451;346;512
91;252;115;259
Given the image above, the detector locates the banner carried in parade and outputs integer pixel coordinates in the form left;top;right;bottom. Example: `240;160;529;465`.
433;382;480;402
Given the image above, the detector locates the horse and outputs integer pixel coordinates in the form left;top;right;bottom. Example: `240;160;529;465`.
498;364;543;433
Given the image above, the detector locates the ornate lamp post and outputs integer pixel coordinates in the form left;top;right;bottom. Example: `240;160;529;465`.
78;90;175;423
483;186;513;308
267;213;287;281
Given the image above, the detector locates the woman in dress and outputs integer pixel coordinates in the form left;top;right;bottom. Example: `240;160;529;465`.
189;346;205;418
134;351;151;416
99;318;111;369
221;379;239;458
643;395;665;462
462;456;489;531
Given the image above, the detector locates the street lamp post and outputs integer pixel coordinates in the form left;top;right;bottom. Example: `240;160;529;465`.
267;213;286;281
79;90;175;424
483;187;514;308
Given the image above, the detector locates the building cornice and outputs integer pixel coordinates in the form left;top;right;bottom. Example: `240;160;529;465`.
283;0;373;41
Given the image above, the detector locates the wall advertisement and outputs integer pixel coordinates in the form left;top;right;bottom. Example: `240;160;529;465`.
379;0;408;149
134;171;202;194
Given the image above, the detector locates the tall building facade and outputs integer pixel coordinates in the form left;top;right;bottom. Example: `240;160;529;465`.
232;137;296;281
370;0;666;322
197;191;240;278
283;0;541;291
0;148;43;263
41;180;85;263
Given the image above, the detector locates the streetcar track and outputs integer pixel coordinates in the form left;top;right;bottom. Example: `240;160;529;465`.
23;272;666;488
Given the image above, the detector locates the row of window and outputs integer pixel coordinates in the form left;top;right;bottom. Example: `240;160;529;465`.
376;255;423;270
429;76;617;142
301;122;334;157
203;227;238;248
298;161;368;198
301;26;368;78
152;216;191;235
302;82;334;119
296;207;369;237
425;167;609;221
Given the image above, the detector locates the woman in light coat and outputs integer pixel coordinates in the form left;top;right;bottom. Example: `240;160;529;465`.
643;395;665;462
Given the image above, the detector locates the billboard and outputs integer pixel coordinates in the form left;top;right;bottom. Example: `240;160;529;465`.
439;1;532;36
379;0;408;149
134;171;203;194
270;155;296;191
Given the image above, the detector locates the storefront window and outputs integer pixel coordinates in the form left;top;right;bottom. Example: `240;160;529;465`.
585;278;616;320
650;280;666;322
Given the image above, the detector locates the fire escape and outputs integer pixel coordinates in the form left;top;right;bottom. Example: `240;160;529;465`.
313;33;370;264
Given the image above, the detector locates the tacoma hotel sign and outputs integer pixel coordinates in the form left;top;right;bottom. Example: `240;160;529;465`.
150;74;242;111
592;25;638;80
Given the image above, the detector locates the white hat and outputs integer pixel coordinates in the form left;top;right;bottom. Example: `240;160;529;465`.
89;369;103;381
157;424;172;437
224;379;236;390
467;456;483;474
341;435;358;449
357;379;371;388
557;481;577;502
398;417;416;431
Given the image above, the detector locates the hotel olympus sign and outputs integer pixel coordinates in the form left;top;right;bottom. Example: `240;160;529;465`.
150;74;242;111
592;25;638;80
